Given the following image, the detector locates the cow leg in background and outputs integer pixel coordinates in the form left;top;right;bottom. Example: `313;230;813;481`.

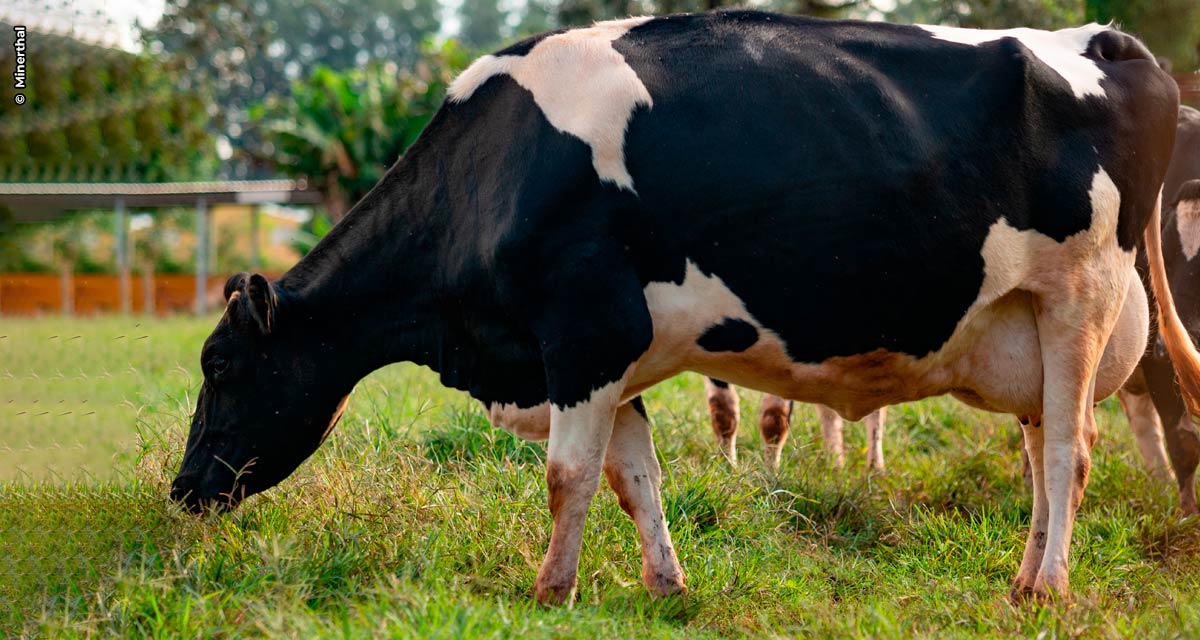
535;379;623;605
758;395;791;473
1018;417;1041;491
864;407;887;472
705;378;740;465
603;397;687;596
1116;387;1174;482
816;405;846;468
1143;357;1200;514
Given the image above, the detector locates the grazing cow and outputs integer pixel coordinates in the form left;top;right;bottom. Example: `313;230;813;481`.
704;379;887;472
1114;106;1200;511
170;12;1198;605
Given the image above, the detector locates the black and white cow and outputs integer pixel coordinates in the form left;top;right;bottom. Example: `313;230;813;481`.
704;378;887;472
1116;105;1200;511
170;12;1199;605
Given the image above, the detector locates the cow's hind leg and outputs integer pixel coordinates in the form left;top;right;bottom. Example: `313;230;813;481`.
1116;387;1174;482
817;405;846;468
1012;289;1117;601
1013;414;1050;600
604;397;686;596
758;395;791;473
1143;358;1200;515
864;407;887;472
705;378;740;466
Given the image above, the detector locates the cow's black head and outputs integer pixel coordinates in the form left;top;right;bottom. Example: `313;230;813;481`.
170;272;349;513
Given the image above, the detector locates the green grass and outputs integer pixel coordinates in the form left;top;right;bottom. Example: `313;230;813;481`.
5;315;1200;637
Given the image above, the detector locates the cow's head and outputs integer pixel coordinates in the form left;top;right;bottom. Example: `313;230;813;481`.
169;272;349;513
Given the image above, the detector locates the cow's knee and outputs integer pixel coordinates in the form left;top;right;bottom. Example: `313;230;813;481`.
705;378;740;465
758;395;791;472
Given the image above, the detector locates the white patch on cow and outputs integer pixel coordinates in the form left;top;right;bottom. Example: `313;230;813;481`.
918;23;1110;100
1175;199;1200;260
447;17;654;192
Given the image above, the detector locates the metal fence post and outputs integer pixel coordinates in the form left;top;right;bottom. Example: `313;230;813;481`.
195;198;208;315
115;198;131;314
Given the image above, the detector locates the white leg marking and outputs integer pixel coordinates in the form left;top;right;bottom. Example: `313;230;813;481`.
535;375;626;606
603;401;686;596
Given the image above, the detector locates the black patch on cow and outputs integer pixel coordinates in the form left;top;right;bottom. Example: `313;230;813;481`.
1175;179;1200;207
630;396;648;420
613;11;1175;363
274;11;1176;412
708;378;730;389
495;29;567;57
1166;108;1200;205
697;318;758;353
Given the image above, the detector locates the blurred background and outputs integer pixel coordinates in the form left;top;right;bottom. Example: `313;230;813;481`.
0;0;1197;316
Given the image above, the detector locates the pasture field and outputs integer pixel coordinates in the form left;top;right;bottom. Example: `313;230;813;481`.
4;316;1200;638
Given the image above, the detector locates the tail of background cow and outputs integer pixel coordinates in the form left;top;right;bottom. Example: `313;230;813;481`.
1145;192;1200;419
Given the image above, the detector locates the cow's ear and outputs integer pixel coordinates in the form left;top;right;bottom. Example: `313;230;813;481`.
224;272;249;302
245;273;277;335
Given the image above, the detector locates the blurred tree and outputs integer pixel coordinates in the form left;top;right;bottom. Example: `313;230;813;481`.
886;0;1084;29
249;40;471;220
0;23;217;183
459;0;509;49
144;0;442;177
1087;0;1200;72
532;0;864;29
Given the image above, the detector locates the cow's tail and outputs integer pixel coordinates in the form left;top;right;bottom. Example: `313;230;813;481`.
1145;191;1200;418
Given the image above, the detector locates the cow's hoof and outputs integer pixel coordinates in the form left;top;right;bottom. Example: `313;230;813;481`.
1031;574;1072;605
644;570;687;598
1008;582;1035;605
535;577;576;607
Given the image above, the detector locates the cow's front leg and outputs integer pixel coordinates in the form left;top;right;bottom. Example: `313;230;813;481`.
817;405;846;467
705;378;740;465
603;397;686;596
535;380;622;606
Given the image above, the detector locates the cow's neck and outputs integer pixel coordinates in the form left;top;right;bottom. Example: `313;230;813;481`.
277;157;449;382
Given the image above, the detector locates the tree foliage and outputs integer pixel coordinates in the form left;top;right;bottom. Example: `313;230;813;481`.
248;40;472;220
0;23;216;183
144;0;443;176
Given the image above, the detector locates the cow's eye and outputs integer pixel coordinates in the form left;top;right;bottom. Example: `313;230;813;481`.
209;356;229;378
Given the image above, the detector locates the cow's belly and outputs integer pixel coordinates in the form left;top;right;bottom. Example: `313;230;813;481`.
630;261;1147;420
